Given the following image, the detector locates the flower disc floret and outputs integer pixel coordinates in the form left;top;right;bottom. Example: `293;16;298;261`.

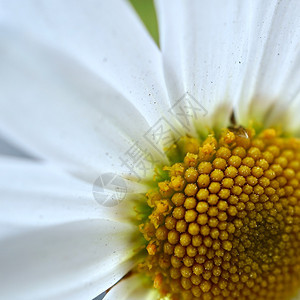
138;127;300;300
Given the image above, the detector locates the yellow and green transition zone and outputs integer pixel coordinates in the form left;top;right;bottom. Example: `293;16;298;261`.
137;126;300;300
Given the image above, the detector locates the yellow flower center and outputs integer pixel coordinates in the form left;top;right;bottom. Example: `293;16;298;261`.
137;127;300;300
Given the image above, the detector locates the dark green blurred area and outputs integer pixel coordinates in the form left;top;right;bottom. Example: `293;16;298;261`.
129;0;159;46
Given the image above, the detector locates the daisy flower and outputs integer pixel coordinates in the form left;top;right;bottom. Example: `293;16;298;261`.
1;0;300;300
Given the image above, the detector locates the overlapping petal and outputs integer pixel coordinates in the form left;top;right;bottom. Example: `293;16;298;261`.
0;0;170;124
0;220;137;300
0;29;165;181
0;157;137;235
104;274;158;300
0;157;140;300
155;0;300;132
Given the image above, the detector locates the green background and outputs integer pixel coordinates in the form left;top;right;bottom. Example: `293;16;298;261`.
129;0;159;45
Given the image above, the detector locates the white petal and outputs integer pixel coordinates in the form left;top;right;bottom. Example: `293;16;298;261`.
0;219;138;300
0;30;164;181
104;274;158;300
0;157;137;239
0;132;31;158
231;0;300;129
0;0;170;124
289;94;300;135
155;0;300;131
155;0;250;129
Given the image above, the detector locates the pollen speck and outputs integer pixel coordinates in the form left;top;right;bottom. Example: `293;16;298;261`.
147;243;157;255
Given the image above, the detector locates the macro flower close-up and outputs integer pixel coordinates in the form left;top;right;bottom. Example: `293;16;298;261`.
2;0;300;299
